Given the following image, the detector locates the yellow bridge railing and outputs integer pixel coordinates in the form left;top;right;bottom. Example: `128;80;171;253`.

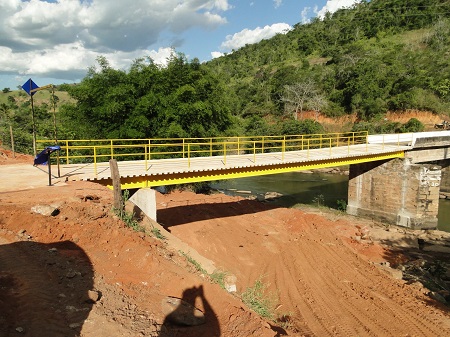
37;131;370;171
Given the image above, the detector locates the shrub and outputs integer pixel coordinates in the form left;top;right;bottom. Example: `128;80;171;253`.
242;277;276;320
398;118;424;133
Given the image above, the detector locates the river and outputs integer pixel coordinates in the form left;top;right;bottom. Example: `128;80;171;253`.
212;171;450;233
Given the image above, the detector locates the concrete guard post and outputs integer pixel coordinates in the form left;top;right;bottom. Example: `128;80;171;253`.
129;188;157;222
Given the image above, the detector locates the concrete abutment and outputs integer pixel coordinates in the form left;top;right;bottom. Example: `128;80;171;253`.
347;158;442;230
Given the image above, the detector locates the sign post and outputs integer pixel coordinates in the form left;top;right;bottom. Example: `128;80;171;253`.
22;78;39;156
22;80;56;169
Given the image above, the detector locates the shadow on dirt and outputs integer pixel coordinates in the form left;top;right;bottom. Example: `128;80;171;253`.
380;239;450;310
157;198;278;228
156;184;346;230
159;285;220;337
0;240;95;337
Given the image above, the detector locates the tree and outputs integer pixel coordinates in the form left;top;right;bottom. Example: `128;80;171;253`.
2;88;11;93
0;103;9;121
7;96;16;105
61;54;232;140
281;80;324;120
280;119;324;135
307;94;328;121
398;118;424;133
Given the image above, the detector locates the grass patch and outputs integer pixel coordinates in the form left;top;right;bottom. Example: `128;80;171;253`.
180;251;208;275
179;252;231;290
241;276;276;320
210;270;228;289
312;194;325;207
115;207;145;232
151;225;166;240
242;276;296;331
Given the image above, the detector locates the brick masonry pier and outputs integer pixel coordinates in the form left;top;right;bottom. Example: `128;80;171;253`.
347;134;450;229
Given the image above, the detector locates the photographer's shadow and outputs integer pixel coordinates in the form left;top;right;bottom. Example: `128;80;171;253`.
160;285;221;337
0;240;95;337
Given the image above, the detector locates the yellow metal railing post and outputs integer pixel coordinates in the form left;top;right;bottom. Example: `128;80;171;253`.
145;144;148;170
366;131;368;152
253;141;256;163
282;137;285;161
238;137;240;155
188;143;190;168
210;138;213;157
348;136;350;155
65;140;69;164
223;142;227;165
183;139;185;158
94;146;97;176
262;136;264;153
329;138;332;156
307;139;310;158
148;139;151;160
110;140;114;159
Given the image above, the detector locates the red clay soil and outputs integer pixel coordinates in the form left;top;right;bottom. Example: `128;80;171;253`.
1;148;450;336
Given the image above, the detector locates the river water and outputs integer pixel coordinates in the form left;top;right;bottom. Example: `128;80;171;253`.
212;171;450;233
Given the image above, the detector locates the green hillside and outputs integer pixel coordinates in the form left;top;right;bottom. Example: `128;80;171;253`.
204;0;450;124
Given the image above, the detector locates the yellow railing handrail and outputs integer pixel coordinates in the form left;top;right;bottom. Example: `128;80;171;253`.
36;131;377;172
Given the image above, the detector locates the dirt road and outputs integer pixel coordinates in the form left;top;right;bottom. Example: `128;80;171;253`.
157;191;450;336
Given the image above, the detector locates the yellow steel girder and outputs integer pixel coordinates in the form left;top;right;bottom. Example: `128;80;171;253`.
101;151;405;190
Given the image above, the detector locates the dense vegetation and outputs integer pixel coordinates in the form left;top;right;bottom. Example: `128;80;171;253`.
205;0;450;123
1;0;449;154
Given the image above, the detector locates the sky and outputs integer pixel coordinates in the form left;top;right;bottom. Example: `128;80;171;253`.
0;0;360;91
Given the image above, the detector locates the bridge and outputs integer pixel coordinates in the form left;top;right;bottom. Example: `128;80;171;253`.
37;130;450;230
39;131;412;189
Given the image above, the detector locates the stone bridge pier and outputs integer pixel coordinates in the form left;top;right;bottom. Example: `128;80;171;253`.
439;160;450;193
347;158;442;229
347;134;450;229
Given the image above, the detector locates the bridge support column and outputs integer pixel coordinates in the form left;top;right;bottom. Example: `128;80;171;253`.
129;188;157;222
347;158;441;229
437;159;450;193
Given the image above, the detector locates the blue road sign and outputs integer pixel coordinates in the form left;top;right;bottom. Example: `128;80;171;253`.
22;78;39;96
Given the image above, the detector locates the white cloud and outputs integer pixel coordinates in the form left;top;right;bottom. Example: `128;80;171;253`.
211;51;224;59
0;43;176;78
0;0;231;83
147;47;176;66
220;23;291;52
316;0;361;19
273;0;282;9
301;7;311;24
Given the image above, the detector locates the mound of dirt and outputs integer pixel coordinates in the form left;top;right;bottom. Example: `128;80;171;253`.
0;182;277;337
157;191;450;336
0;147;33;165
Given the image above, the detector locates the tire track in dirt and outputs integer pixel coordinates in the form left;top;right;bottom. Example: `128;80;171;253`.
284;238;363;336
161;197;450;337
268;213;380;335
282;218;450;337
